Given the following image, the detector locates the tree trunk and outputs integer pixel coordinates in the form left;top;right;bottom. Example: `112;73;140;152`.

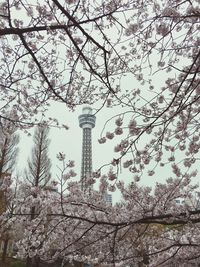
1;238;9;263
26;256;40;267
26;256;32;267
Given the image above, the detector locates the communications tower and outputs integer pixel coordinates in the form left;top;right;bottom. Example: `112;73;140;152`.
78;107;96;192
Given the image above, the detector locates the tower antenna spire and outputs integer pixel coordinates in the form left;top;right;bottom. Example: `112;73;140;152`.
78;106;96;192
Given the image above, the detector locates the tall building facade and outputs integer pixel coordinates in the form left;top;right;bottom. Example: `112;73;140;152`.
103;192;112;205
78;107;96;192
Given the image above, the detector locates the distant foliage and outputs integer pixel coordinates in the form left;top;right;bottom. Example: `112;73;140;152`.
25;125;51;188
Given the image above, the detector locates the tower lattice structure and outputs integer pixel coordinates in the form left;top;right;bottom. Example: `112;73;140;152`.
78;107;96;192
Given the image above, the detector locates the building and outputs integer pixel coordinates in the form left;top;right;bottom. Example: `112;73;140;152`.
103;192;112;205
78;107;96;192
175;192;200;209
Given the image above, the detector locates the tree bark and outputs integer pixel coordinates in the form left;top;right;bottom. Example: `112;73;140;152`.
1;238;9;263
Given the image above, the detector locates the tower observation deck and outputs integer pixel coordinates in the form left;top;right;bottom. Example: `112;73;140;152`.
78;107;96;192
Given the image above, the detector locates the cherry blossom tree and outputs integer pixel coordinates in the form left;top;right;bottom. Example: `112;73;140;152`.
0;0;200;266
1;159;200;266
0;0;133;127
10;174;200;267
0;0;198;175
95;0;200;182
